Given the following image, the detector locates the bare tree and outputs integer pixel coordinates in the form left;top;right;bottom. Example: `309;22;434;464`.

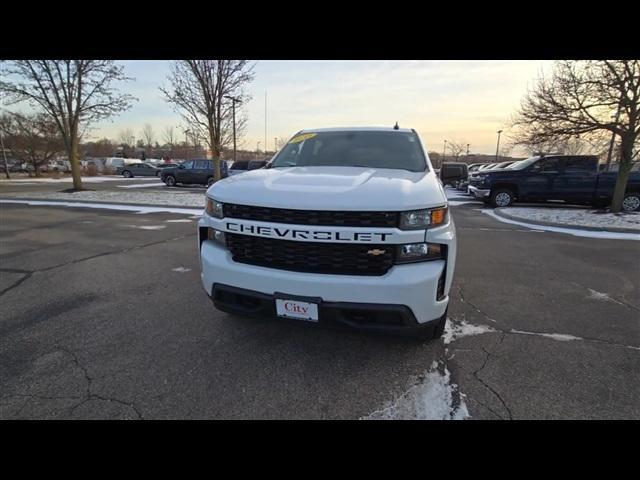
446;140;468;160
511;60;640;212
83;138;115;158
163;125;177;146
160;60;255;182
118;128;136;148
0;60;135;190
141;123;154;148
0;112;63;176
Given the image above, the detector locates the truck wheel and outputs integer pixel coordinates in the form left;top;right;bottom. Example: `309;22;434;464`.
164;175;176;187
206;177;214;187
122;170;132;178
622;193;640;212
490;188;514;208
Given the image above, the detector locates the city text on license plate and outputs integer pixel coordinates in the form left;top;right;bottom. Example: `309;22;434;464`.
275;299;319;322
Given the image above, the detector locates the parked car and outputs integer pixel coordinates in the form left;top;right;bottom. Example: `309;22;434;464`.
117;162;161;178
161;159;229;186
468;163;488;174
199;126;457;340
48;160;71;172
5;160;23;172
228;160;250;176
468;155;640;211
230;159;269;176
439;162;468;187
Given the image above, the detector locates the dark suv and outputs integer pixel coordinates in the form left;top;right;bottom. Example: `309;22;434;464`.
160;159;228;187
228;159;269;176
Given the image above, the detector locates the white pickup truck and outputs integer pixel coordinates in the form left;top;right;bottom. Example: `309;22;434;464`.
198;127;456;339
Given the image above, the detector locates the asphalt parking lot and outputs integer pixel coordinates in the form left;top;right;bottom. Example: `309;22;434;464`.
1;195;639;419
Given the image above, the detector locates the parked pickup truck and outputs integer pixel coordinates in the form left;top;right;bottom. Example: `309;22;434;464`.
468;155;640;211
198;127;456;340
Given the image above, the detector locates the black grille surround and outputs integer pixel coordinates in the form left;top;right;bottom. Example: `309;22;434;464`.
226;233;394;276
223;203;399;228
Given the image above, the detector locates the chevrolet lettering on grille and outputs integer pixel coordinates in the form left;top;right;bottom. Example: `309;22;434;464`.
225;221;392;242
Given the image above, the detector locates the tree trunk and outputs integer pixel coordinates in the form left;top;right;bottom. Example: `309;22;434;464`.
210;135;221;182
610;133;635;213
69;127;83;191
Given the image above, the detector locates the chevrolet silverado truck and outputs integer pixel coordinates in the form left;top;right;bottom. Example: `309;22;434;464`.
468;155;640;211
198;127;457;339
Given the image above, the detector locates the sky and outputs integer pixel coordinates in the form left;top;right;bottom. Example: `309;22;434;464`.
82;61;553;156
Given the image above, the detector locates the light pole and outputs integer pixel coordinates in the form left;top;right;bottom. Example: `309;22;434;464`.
466;143;470;156
256;141;261;159
224;95;242;163
274;137;278;153
495;130;503;162
442;140;447;166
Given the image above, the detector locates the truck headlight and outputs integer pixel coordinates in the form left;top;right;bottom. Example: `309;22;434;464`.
205;197;224;218
399;207;447;230
396;243;445;263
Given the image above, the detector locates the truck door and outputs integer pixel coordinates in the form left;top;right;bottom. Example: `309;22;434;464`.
555;156;598;204
521;157;561;200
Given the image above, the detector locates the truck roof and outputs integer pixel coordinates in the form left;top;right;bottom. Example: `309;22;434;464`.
298;126;414;134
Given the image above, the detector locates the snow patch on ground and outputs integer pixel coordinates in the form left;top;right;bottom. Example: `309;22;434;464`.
172;267;192;273
117;182;167;189
501;207;640;231
124;224;166;230
1;176;159;184
481;209;640;241
0;199;203;216
443;318;497;345
587;288;626;307
165;219;192;223
510;329;583;342
1;189;206;207
362;361;469;420
449;200;478;206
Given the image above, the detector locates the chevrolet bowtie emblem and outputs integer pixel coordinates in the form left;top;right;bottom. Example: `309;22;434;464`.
367;249;386;256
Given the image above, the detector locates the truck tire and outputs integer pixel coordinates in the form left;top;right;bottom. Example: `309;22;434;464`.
490;188;514;208
622;193;640;212
164;175;176;187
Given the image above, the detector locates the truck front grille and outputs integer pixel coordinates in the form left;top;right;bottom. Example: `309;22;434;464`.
226;233;394;276
223;203;398;228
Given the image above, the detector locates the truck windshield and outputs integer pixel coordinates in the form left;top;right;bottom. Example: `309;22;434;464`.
270;131;428;172
508;157;540;170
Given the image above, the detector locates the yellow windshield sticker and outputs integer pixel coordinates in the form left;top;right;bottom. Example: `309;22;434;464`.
288;133;317;144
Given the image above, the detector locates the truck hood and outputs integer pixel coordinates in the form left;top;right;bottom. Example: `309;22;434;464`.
208;166;446;211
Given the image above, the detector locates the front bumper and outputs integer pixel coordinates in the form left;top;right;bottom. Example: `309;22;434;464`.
210;283;446;336
198;219;456;328
468;185;491;198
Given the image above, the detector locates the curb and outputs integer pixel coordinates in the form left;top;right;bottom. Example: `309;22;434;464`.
494;208;640;234
0;197;204;212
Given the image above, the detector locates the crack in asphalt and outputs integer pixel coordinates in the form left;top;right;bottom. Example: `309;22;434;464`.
455;284;498;323
57;346;144;420
471;347;513;420
454;285;640;351
0;272;33;296
64;347;143;420
0;233;195;299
